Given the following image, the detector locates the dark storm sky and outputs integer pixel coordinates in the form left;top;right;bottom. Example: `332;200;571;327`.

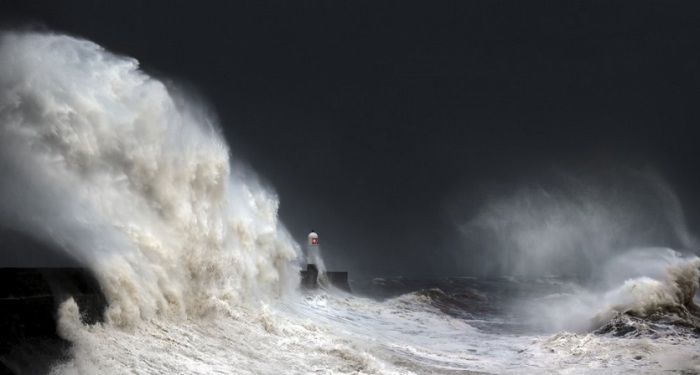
2;1;699;276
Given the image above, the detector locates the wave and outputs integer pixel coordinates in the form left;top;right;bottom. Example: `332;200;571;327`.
0;31;301;328
593;256;700;338
514;251;700;336
387;288;490;320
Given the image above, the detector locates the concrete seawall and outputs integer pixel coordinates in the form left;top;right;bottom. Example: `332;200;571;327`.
300;264;352;293
0;268;106;374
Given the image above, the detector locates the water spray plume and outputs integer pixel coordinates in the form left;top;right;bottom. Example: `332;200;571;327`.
457;167;700;332
0;31;302;327
461;168;697;278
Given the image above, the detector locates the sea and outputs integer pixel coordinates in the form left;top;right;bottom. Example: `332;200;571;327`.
0;31;699;375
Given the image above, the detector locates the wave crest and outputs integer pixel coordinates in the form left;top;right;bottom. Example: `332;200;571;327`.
0;31;301;327
594;257;700;337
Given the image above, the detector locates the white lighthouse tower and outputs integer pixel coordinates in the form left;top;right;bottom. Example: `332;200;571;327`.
301;230;321;288
306;230;319;266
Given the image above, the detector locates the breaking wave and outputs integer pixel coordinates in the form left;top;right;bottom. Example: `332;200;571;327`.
0;31;301;328
594;255;700;337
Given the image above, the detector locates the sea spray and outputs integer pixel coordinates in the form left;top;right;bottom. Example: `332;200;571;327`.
537;251;700;333
456;167;700;332
0;31;301;327
460;169;695;277
0;31;409;375
593;255;700;326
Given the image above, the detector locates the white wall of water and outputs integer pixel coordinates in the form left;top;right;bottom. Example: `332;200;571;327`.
0;32;301;327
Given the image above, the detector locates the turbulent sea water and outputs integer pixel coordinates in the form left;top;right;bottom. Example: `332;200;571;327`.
1;31;700;374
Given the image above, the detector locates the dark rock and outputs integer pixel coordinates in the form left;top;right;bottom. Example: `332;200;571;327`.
0;267;106;374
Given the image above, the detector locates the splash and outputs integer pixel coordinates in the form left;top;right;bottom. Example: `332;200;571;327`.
518;249;700;333
0;31;301;327
456;167;700;333
592;255;700;334
459;168;696;277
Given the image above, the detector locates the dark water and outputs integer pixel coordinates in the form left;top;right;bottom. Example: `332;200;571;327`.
350;276;572;333
349;273;700;338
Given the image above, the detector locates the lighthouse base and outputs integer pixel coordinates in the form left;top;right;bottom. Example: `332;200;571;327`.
300;264;351;293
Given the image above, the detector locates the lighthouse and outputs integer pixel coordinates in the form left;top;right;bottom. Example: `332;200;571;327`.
301;230;320;288
307;230;319;266
299;230;351;292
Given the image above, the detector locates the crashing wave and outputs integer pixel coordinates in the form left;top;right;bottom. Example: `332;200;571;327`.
0;31;301;328
593;257;700;337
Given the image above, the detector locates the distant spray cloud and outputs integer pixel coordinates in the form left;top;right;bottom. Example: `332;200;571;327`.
456;166;696;278
452;165;700;332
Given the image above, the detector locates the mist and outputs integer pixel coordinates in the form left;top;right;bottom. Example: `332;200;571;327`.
450;165;700;332
455;166;697;278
